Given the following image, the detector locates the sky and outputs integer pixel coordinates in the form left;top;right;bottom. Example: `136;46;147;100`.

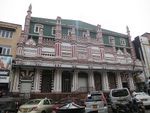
0;0;150;40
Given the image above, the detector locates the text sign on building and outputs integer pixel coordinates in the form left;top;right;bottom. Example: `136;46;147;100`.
0;76;9;83
0;55;12;70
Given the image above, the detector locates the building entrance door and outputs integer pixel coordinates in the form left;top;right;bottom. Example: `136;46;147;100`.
62;71;72;92
41;70;53;93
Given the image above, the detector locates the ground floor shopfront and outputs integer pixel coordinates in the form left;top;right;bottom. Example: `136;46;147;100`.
0;71;10;95
10;67;135;96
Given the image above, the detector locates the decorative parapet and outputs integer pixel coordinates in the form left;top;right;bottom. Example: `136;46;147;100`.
135;59;142;66
134;59;143;71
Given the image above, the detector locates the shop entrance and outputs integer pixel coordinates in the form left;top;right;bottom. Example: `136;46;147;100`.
0;83;8;95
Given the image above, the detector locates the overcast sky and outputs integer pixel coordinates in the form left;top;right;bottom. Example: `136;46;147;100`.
0;0;150;40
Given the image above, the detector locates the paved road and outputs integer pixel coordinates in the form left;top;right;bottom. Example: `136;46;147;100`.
108;109;150;113
145;109;150;113
108;106;150;113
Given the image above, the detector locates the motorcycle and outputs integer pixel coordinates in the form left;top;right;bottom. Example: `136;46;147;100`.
132;98;145;113
116;102;132;113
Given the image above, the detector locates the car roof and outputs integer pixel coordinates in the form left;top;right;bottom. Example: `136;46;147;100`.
111;88;128;90
89;91;103;94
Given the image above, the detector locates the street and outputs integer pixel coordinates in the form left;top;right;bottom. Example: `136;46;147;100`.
108;108;150;113
145;109;150;113
109;110;150;113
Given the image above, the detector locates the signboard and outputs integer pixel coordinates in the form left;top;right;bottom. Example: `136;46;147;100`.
0;76;9;83
0;55;12;70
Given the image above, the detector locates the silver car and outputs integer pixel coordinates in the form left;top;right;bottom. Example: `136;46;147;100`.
85;91;108;113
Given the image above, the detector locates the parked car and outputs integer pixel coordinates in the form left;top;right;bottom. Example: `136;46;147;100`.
132;91;150;107
84;91;108;113
109;88;132;113
52;97;85;113
17;98;53;113
0;96;21;113
55;102;85;113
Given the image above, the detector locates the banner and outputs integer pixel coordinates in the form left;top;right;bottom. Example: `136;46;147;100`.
0;55;12;70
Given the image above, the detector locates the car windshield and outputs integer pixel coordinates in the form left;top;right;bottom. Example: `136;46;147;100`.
25;99;41;105
87;94;102;101
112;89;129;97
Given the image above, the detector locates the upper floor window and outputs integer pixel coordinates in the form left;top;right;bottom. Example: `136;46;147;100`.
34;24;43;33
109;36;114;44
52;27;56;35
0;29;13;38
68;29;72;36
82;32;86;38
120;38;126;46
0;46;11;55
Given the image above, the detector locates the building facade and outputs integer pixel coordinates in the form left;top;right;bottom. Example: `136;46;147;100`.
133;33;150;81
0;21;22;93
11;5;143;96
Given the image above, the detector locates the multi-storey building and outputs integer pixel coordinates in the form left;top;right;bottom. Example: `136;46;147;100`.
11;5;143;97
0;21;22;93
133;33;150;81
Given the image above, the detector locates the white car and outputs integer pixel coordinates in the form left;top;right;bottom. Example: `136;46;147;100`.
85;91;108;113
132;92;150;107
109;88;132;113
17;98;53;113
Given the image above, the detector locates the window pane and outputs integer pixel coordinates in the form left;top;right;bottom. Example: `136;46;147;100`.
9;31;13;38
0;47;2;54
6;49;10;55
2;48;6;54
0;30;2;36
6;31;9;38
2;30;5;37
36;27;39;32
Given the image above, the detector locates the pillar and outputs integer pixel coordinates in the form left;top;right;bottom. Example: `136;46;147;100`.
72;70;78;91
102;71;109;91
53;69;62;92
88;70;95;91
12;69;19;92
33;69;40;92
128;73;135;90
116;72;123;88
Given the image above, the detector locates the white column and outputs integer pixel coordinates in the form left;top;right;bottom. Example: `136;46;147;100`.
88;70;95;91
128;73;135;90
12;69;19;92
72;70;78;92
116;72;123;88
33;69;40;92
102;71;109;91
53;69;62;92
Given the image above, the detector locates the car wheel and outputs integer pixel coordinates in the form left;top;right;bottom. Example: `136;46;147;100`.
52;110;56;113
41;111;46;113
111;108;117;113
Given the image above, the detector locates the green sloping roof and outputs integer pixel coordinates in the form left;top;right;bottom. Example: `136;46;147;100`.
31;17;96;31
31;17;128;38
